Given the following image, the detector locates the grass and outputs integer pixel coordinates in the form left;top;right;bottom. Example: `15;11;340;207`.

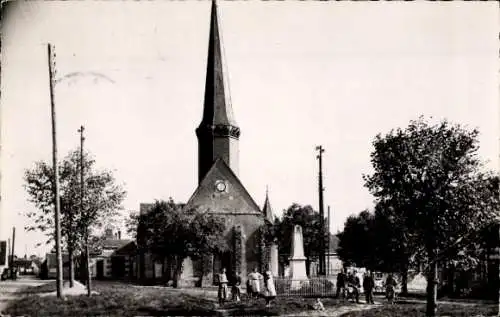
6;281;218;316
7;281;496;316
339;302;499;317
5;281;355;316
223;296;355;316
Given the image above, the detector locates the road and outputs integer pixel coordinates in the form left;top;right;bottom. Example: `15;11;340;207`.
0;276;47;315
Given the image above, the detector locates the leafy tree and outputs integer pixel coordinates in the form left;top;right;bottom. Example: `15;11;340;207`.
363;117;499;316
125;211;139;240
337;207;420;294
139;199;228;287
24;149;126;288
336;210;377;269
374;201;424;295
274;204;328;275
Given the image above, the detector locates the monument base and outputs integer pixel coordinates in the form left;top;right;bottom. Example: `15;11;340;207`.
288;257;309;291
178;277;200;288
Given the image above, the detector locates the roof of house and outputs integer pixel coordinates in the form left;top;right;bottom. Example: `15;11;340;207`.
112;241;137;256
102;239;133;251
13;259;37;267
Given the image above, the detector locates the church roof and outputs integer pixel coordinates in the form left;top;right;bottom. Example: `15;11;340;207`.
199;0;237;128
186;158;263;216
262;188;274;223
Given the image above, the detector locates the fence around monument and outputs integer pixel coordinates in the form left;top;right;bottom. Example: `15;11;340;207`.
271;277;337;297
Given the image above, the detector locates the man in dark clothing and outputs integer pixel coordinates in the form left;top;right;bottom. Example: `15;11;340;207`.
232;272;242;302
336;269;346;298
347;271;360;303
363;272;375;304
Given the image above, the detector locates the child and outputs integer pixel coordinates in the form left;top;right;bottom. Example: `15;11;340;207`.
313;298;325;311
263;271;276;308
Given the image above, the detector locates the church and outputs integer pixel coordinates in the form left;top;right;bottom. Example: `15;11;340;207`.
138;0;277;287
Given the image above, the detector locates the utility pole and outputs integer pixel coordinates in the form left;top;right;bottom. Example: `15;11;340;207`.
315;145;325;276
78;126;91;297
327;205;331;276
7;238;10;268
10;227;15;276
48;43;63;298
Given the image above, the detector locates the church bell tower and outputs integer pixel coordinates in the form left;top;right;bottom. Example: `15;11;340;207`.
196;0;240;184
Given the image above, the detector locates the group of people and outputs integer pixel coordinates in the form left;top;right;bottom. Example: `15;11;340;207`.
217;267;277;307
335;268;398;304
335;268;363;303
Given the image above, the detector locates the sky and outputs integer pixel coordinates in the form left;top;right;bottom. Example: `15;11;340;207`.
1;1;498;257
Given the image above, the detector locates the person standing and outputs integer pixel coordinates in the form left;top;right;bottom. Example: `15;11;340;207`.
248;267;263;298
218;267;228;305
335;268;346;298
363;271;375;304
385;274;397;304
232;271;242;302
347;270;360;303
263;271;277;308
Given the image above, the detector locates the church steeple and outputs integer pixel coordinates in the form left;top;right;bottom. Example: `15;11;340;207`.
196;0;240;184
262;186;274;223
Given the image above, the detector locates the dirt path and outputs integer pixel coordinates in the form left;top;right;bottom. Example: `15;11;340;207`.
282;303;381;317
0;276;47;314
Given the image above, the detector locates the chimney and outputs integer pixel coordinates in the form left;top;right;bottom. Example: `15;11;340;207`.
118;231;121;240
105;228;113;240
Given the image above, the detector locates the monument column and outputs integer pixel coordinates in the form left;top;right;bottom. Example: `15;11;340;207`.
270;242;279;277
289;225;309;290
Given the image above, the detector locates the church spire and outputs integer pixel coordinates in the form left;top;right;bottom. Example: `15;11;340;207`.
262;187;274;223
196;0;240;184
201;0;237;127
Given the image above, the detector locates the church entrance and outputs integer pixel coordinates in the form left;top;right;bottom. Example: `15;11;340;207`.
213;251;233;285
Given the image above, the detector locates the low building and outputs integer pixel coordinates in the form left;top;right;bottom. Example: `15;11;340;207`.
0;241;8;272
11;258;40;275
44;253;70;279
92;229;134;280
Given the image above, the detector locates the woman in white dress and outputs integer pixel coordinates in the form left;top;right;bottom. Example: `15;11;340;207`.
247;267;263;298
263;271;277;307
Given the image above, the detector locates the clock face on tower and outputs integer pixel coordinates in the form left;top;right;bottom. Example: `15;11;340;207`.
215;180;227;193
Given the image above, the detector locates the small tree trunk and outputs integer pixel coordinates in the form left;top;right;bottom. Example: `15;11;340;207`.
401;268;409;296
85;232;91;297
426;254;438;317
68;245;75;288
447;263;455;297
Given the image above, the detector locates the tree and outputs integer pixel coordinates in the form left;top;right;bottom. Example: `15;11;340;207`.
125;211;139;240
139;199;227;287
337;207;420;295
364;117;499;316
24;149;126;288
336;210;377;269
274;204;328;275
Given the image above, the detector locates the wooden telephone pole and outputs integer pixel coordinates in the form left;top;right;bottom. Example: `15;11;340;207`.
327;205;331;276
78;126;91;297
10;227;15;276
48;43;63;298
316;146;325;276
